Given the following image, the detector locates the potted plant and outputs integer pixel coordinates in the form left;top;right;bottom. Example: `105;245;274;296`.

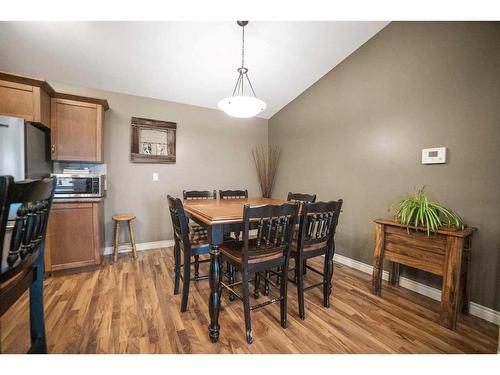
373;187;476;330
394;187;464;236
373;187;475;330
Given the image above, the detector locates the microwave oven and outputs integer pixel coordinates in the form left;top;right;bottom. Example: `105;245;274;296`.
52;174;105;198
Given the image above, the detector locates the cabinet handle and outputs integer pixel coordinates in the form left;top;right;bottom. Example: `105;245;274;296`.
51;145;56;154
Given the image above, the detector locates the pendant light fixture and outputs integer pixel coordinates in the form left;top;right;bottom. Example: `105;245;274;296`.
218;21;266;118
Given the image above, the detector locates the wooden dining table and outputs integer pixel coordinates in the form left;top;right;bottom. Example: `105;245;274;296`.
183;197;288;343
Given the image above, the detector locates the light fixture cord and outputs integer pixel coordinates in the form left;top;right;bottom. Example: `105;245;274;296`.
230;22;258;98
241;24;245;68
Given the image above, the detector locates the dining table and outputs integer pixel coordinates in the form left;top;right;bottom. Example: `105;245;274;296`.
183;197;288;343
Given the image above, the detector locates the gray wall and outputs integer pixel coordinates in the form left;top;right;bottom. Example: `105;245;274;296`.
49;81;268;247
269;22;500;310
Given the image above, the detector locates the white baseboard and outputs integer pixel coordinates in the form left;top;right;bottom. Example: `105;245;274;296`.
333;253;500;326
101;240;500;327
102;240;175;256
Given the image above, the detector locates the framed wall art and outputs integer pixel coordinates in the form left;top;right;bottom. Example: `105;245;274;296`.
130;117;177;163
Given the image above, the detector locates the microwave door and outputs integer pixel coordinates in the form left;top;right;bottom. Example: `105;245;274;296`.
55;177;93;197
56;177;75;194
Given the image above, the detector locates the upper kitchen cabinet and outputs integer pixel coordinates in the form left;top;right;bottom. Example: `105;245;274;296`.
50;93;109;162
0;71;54;127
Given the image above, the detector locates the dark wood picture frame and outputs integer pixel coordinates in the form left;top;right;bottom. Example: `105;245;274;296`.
130;117;177;163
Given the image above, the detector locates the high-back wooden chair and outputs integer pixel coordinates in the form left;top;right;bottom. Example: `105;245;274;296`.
287;192;317;204
0;176;56;353
183;190;217;200
284;192;317;280
291;199;343;319
219;189;248;200
182;190;216;278
167;195;210;312
220;202;298;344
257;191;317;293
219;189;248;242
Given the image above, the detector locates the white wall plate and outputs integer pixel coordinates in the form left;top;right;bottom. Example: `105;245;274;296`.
422;147;446;164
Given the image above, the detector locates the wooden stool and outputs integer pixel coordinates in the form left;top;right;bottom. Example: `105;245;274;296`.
112;214;138;262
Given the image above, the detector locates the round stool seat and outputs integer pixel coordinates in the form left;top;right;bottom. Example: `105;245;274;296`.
113;213;135;221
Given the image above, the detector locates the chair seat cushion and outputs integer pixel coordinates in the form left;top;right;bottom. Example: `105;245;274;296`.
221;239;283;264
289;239;328;254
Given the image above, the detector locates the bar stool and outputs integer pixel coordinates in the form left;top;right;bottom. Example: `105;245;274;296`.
112;213;138;262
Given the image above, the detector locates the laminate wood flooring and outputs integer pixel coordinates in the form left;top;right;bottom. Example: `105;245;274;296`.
1;248;497;353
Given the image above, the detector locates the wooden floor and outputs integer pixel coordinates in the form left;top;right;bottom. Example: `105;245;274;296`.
1;248;498;353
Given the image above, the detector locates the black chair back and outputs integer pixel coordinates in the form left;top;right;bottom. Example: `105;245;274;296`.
167;195;191;252
168;195;210;312
0;175;55;354
183;190;217;200
219;189;248;199
241;203;298;265
296;200;343;255
0;176;56;285
287;192;317;203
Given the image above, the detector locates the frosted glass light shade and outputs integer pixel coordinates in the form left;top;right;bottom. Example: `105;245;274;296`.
218;96;266;118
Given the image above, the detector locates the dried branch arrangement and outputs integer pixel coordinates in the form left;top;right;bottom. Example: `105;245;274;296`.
251;144;281;198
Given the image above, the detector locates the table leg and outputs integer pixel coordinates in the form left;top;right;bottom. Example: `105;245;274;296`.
389;262;400;286
461;249;472;314
113;221;120;262
208;244;222;343
440;236;463;330
372;223;385;295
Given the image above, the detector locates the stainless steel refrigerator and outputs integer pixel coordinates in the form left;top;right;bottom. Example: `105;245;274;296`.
0;115;52;180
1;115;52;264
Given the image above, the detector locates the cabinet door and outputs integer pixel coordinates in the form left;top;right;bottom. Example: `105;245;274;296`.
51;98;102;162
0;80;51;127
0;79;35;121
45;203;100;272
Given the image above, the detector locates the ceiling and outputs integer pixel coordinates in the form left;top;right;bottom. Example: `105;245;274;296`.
0;21;388;119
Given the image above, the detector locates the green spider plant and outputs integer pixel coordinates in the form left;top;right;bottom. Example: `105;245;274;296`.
395;187;464;236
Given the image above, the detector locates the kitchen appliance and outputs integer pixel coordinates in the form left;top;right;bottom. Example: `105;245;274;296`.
52;173;105;198
0;114;52;233
0;115;52;180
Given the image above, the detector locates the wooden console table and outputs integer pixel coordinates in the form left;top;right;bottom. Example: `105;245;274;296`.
371;219;476;330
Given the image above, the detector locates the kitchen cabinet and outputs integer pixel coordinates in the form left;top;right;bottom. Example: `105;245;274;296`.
50;93;108;162
45;201;104;272
1;71;110;162
0;71;53;127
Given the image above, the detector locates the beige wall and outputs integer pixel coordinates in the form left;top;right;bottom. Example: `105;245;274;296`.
48;22;500;310
269;22;500;310
50;81;268;247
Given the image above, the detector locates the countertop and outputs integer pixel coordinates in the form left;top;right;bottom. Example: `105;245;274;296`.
53;197;104;203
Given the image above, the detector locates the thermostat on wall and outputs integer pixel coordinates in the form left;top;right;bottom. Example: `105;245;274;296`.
422;147;446;164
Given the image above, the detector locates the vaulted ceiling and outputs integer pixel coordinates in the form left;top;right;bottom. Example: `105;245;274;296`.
0;21;388;118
